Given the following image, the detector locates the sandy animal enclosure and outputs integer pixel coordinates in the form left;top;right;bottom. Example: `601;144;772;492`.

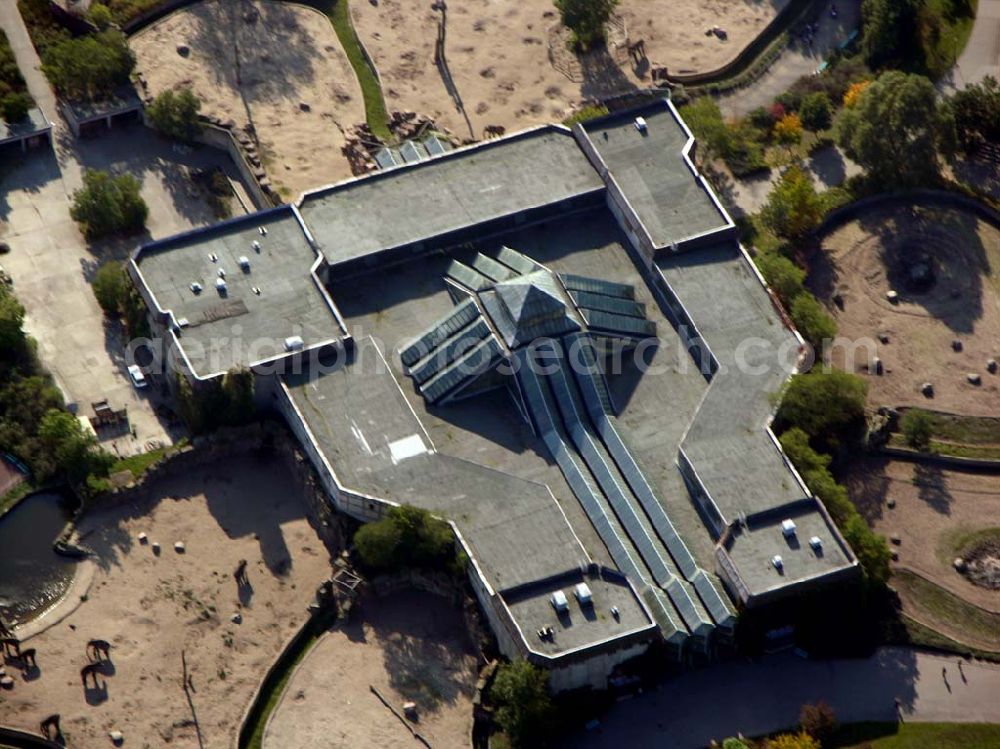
351;0;791;139
843;457;1000;649
264;589;478;749
813;201;1000;416
131;0;365;198
0;453;332;749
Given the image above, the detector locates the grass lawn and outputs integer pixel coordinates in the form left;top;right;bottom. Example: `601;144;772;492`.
887;434;1000;460
305;0;391;141
937;526;1000;562
892;569;1000;649
831;721;1000;748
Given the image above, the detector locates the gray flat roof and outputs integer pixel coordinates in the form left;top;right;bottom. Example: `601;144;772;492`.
0;107;50;145
282;338;590;593
502;569;654;657
658;242;807;523
582;102;729;247
65;86;142;124
133;207;343;379
299;127;604;265
721;499;854;598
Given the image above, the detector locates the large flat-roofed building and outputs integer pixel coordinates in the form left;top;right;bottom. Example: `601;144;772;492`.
131;99;858;691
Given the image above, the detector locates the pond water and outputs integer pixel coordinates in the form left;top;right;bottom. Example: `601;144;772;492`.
0;491;79;624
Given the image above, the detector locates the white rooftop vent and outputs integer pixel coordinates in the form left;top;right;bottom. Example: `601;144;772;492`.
189;282;202;294
238;256;251;271
252;286;261;295
209;252;218;262
217;268;226;278
176;317;190;328
283;335;304;352
634;116;648;132
215;278;227;293
258;226;267;236
574;582;593;606
772;555;784;570
550;590;569;613
781;519;797;537
252;240;262;252
809;536;823;551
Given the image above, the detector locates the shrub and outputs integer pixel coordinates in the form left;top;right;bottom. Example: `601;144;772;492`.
38;408;113;485
175;367;256;434
87;3;114;30
901;408;934;450
562;103;608;127
70;169;148;240
354;504;457;572
91;261;128;316
798;92;833;131
490;660;554;748
756;251;806;306
790;293;837;351
777;370;868;447
0;284;26;351
765;731;819;749
554;0;618;50
799;700;837;742
41;29;134;100
1;92;32;123
950;75;1000;152
146;87;202;142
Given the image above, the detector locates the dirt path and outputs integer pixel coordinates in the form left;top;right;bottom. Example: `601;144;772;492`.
263;589;478;749
0;452;332;749
131;0;365;199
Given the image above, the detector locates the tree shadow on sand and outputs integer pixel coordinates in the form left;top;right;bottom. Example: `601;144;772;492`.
365;590;476;715
841;456;893;523
912;462;953;515
80;451;303;577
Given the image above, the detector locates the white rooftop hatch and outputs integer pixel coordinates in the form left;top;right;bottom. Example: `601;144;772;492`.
772;555;784;570
388;434;428;465
781;519;797;537
550;590;569;613
634;116;648;132
283;335;304;352
574;582;593;606
809;536;823;551
238;256;251;271
215;278;227;293
190;282;202;294
252;240;262;252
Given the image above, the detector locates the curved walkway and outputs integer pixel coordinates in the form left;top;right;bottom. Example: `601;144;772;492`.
561;647;1000;749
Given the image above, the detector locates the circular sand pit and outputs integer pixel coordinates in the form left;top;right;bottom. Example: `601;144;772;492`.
960;539;1000;590
816;198;1000;415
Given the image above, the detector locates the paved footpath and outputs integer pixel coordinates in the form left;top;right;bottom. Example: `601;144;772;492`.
941;0;1000;93
561;647;1000;749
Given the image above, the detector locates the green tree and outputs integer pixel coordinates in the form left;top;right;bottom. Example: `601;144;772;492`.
842;513;892;585
838;70;956;187
87;3;114;30
777;370;868;447
761;165;823;240
790;293;837;351
91;261;128;316
1;92;32;122
554;0;619;50
901;408;934;450
757;252;806;306
798;91;833;132
38;408;113;484
722;740;751;749
491;659;554;747
861;0;923;69
146;88;203;142
70;169;148;240
353;505;456;572
41;29;134;100
950;75;1000;151
0;285;26;351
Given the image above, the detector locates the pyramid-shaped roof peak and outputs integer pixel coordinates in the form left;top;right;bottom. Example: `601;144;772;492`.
494;270;566;325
